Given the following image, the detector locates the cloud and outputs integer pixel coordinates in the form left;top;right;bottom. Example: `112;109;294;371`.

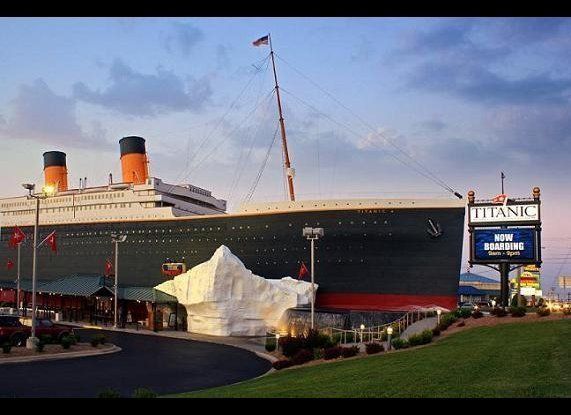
415;119;447;132
162;22;204;57
351;36;375;62
216;44;231;70
407;61;571;106
0;79;108;149
73;59;213;117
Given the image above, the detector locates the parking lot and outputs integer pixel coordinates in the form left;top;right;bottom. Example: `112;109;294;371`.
0;328;271;398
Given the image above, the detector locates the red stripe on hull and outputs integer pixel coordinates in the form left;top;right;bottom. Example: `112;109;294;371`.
316;293;457;311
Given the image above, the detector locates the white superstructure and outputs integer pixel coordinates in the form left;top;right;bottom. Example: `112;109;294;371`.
0;177;227;227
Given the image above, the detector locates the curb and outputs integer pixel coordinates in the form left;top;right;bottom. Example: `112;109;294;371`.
0;344;121;365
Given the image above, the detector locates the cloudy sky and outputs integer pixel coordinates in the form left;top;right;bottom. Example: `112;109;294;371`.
1;17;570;294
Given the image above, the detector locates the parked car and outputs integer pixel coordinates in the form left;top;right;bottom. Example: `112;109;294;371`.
0;315;29;347
459;302;476;310
29;319;75;342
0;316;75;347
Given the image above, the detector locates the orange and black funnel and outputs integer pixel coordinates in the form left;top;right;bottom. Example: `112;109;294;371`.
119;136;149;184
43;151;68;191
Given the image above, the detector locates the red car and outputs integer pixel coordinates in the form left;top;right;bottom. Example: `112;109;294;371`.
0;315;29;347
0;315;75;347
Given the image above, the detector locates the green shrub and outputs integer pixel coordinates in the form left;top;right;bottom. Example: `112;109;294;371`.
391;338;409;350
265;337;276;352
291;349;314;365
563;307;571;316
537;307;551;317
313;348;324;360
365;342;383;355
439;313;457;328
455;308;472;319
509;306;527;317
472;310;484;319
511;294;528;307
278;335;304;358
341;345;360;357
61;336;73;350
74;334;81;343
323;346;343;360
39;334;53;345
93;334;107;345
132;388;157;398
305;329;334;350
432;327;441;336
408;330;433;347
2;342;12;354
490;307;508;317
97;388;122;398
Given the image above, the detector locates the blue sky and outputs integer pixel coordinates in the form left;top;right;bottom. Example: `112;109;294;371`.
1;17;570;294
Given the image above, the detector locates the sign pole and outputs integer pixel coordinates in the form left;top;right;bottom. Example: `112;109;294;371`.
517;266;522;307
500;263;510;308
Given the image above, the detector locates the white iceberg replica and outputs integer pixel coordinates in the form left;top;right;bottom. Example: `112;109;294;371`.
155;245;317;336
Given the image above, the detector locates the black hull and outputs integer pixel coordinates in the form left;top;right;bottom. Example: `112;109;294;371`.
1;206;465;310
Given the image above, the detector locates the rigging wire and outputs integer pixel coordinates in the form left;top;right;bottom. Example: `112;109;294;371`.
165;55;270;192
226;57;272;203
279;87;460;196
243;123;280;204
275;53;461;198
185;88;277;179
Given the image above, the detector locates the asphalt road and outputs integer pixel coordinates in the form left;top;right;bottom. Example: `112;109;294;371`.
0;329;271;398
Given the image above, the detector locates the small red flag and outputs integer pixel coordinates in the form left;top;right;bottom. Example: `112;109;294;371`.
6;259;14;270
9;226;26;248
298;261;310;280
105;259;113;276
46;231;57;253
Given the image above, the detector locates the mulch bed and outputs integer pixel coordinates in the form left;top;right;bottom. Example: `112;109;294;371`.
0;343;113;359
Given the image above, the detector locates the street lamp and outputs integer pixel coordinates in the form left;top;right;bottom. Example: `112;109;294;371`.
302;227;324;330
387;326;393;350
111;233;127;329
22;183;55;349
360;323;365;343
275;333;280;352
436;309;442;325
491;299;497;308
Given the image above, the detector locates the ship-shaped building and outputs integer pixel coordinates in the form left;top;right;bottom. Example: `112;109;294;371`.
0;38;466;311
0;135;465;311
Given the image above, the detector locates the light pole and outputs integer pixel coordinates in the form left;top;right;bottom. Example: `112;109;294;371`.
360;324;365;343
111;233;127;329
387;326;393;350
436;309;442;325
22;183;55;349
302;227;324;330
275;333;280;352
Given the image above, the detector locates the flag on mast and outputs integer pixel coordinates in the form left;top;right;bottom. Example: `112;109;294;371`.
105;259;113;276
298;261;309;280
252;35;269;47
492;194;508;205
9;226;26;248
39;230;58;253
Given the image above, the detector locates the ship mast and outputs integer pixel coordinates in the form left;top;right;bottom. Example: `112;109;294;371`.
268;34;296;202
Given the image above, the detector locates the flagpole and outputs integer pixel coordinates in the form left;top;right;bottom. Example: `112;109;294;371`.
501;172;505;195
268;33;296;202
16;243;21;316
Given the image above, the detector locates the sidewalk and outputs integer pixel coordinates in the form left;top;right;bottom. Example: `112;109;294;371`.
400;317;438;340
57;321;278;363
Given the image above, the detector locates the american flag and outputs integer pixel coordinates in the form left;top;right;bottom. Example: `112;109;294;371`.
252;35;269;47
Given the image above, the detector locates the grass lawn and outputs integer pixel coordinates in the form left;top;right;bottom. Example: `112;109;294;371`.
172;319;571;398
